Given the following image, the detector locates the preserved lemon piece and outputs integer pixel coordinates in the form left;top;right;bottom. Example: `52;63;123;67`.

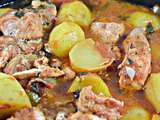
145;73;160;112
121;107;150;120
57;1;92;26
152;114;160;120
69;39;114;72
68;74;111;97
0;72;31;118
128;12;160;30
49;22;85;57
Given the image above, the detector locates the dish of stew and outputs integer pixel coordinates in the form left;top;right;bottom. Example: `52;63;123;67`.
0;0;160;119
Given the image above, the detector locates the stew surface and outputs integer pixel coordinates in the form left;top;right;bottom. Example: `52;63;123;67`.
0;0;160;120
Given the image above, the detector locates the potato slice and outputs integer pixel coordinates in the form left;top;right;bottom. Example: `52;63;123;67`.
0;8;12;16
69;39;114;72
68;77;81;93
0;73;31;118
49;22;85;57
145;73;160;112
68;74;111;97
121;107;150;120
128;12;160;30
152;114;160;120
57;1;92;26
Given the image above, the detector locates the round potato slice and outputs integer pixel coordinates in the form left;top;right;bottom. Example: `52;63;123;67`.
128;11;160;30
57;1;92;26
49;22;85;57
145;73;160;113
0;72;31;119
68;74;111;97
69;39;114;72
121;107;150;120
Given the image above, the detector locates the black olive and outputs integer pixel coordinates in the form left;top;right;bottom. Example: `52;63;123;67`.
73;91;80;99
146;22;154;34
